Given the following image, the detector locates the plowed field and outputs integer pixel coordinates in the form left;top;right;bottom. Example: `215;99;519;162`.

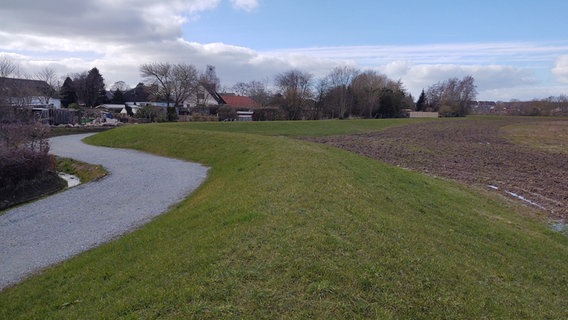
309;118;568;219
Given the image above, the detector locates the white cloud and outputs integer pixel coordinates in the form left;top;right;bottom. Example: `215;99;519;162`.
230;0;259;11
385;63;538;100
0;1;566;101
552;55;568;83
265;43;567;100
0;0;221;47
267;42;568;66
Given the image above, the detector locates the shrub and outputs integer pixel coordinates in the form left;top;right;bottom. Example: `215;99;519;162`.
218;105;237;121
166;106;178;122
253;107;285;121
0;110;56;208
134;105;166;123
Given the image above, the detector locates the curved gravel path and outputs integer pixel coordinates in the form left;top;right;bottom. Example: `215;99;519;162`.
0;133;208;290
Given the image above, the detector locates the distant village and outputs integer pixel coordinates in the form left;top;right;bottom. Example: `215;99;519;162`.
1;63;568;126
0;74;265;125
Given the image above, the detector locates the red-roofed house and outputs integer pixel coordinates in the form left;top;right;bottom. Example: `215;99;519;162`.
217;95;262;121
219;95;260;109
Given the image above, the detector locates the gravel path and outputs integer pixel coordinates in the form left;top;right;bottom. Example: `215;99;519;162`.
0;134;208;290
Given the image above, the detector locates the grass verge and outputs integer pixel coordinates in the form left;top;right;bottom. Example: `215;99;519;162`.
56;157;108;183
49;126;112;137
1;119;567;318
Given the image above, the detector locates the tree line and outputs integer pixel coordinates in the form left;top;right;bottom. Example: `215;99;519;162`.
228;67;414;120
234;67;478;120
1;54;480;119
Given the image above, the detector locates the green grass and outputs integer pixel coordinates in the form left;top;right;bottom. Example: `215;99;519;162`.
2;119;567;319
166;118;438;137
56;157;108;183
50;126;112;137
502;119;568;154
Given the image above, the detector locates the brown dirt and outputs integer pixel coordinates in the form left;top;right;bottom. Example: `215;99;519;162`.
308;118;568;219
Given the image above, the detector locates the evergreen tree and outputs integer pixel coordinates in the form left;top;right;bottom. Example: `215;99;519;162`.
112;88;125;104
416;89;427;111
59;77;77;108
96;88;109;106
166;106;178;122
84;67;105;108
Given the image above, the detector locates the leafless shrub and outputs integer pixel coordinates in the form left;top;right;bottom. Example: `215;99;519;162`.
0;110;54;194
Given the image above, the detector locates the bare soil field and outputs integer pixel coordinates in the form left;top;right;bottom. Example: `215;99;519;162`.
309;117;568;219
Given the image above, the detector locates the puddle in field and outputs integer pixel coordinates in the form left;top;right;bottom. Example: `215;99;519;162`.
504;191;546;210
549;220;568;235
58;172;81;188
488;185;567;235
487;185;546;210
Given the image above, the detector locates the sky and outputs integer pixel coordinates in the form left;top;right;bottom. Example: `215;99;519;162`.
1;0;567;101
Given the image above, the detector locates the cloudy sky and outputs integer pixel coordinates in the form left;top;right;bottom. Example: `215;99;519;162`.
1;0;567;101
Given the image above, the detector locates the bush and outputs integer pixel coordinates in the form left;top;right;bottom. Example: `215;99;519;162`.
253;107;285;121
134;105;166;123
166;106;178;122
0;111;56;208
218;105;237;121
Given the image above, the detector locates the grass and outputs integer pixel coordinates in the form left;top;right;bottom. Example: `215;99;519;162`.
166;117;439;137
1;118;567;318
56;157;108;183
502;118;568;154
50;126;112;137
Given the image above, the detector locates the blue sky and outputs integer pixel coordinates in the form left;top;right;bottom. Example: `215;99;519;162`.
1;0;567;101
186;1;567;47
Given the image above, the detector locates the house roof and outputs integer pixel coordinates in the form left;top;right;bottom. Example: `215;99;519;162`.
96;104;127;110
0;77;52;95
123;85;150;102
219;95;260;108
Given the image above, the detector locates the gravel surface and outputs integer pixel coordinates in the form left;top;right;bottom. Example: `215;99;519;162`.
0;133;208;290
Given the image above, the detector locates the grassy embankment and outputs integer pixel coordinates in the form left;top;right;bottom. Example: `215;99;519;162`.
1;118;567;318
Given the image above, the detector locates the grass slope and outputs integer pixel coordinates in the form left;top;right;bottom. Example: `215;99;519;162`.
1;119;567;319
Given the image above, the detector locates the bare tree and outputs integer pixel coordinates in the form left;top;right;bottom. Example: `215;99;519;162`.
0;56;19;105
456;75;477;116
312;77;330;120
326;66;359;118
110;80;130;92
140;62;199;107
231;80;271;105
170;64;199;107
350;70;389;118
140;62;171;104
70;72;88;106
232;81;249;96
275;69;313;120
0;55;17;78
35;67;58;104
426;76;477;116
